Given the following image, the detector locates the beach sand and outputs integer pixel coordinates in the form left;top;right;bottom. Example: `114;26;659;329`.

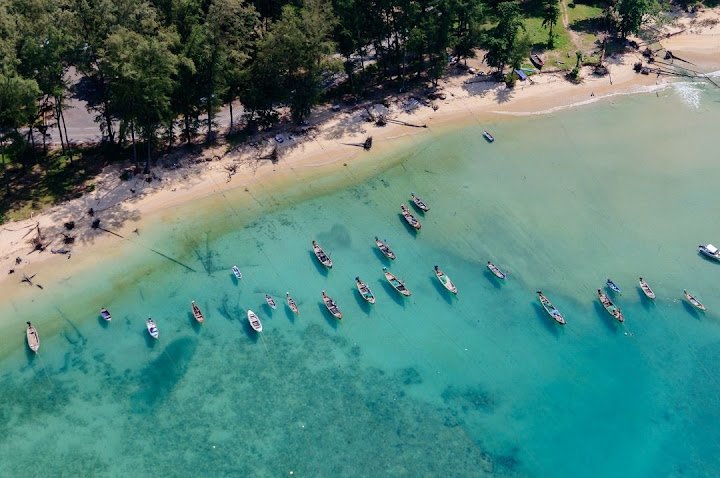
2;13;719;299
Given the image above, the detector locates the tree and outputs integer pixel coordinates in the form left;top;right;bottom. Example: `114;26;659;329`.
541;0;560;48
613;0;656;38
451;0;485;65
261;0;336;124
483;1;524;72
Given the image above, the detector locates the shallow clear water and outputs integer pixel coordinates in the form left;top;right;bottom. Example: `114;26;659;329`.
2;83;720;477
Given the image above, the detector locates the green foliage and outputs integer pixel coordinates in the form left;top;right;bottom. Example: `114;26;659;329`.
541;0;561;47
612;0;657;38
484;1;525;72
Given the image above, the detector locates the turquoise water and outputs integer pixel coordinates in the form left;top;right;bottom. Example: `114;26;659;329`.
2;82;720;476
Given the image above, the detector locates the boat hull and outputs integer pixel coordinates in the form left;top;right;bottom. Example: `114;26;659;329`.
383;269;411;296
322;292;343;319
355;278;376;304
26;323;40;352
191;301;205;323
375;237;396;260
312;241;333;268
286;293;299;315
434;267;457;294
247;310;263;332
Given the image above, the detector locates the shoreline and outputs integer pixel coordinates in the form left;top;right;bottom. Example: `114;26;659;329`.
2;20;720;300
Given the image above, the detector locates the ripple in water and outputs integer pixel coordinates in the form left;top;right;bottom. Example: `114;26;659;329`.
673;82;702;110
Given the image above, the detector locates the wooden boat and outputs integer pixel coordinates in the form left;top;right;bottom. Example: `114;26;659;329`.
375;237;396;260
312;240;333;268
146;318;159;339
638;277;656;300
383;267;411;296
355;276;376;304
265;294;277;309
100;307;112;321
537;291;566;325
530;53;545;69
606;279;621;294
400;205;421;230
684;290;706;311
482;130;495;142
247;309;263;332
322;290;343;319
698;244;720;261
434;265;458;294
191;301;205;323
597;290;624;323
410;193;429;212
26;322;40;353
486;261;506;280
232;266;242;280
286;292;299;315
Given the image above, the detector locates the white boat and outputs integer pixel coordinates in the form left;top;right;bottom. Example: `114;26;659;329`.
100;307;112;321
26;322;40;353
146;318;159;339
434;266;458;294
486;261;506;279
400;205;421;230
286;292;299;315
232;266;242;279
638;278;655;300
322;291;343;319
698;244;720;261
375;237;396;260
684;290;706;311
191;301;205;323
247;310;263;332
410;193;429;212
265;294;277;309
355;277;376;304
312;240;333;268
537;291;566;325
483;130;495;142
383;267;411;296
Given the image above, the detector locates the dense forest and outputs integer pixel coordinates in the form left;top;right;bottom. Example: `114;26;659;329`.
0;0;665;216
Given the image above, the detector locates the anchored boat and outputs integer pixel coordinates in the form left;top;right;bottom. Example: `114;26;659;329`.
487;261;506;280
265;294;277;309
606;279;621;294
434;265;458;294
286;292;299;315
355;277;376;304
100;307;112;322
312;240;333;268
698;244;720;261
410;193;430;212
598;290;624;323
247;310;263;332
638;278;655;300
322;291;343;319
537;291;566;325
400;205;421;230
375;237;396;260
383;267;411;296
146;318;160;339
26;322;40;353
191;301;205;323
684;290;706;311
232;266;242;280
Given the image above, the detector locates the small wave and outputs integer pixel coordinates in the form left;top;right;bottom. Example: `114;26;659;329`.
673;82;702;110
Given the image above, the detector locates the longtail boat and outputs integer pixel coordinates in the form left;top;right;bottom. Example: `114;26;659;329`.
26;322;40;353
487;261;506;280
410;193;429;212
191;301;205;324
265;294;277;309
537;291;566;325
312;240;333;268
146;318;160;339
355;277;376;304
383;267;411;296
434;266;458;294
286;292;299;315
638;278;655;300
606;279;621;294
684;290;706;311
322;291;343;319
375;237;396;260
598;290;624;323
400;205;421;230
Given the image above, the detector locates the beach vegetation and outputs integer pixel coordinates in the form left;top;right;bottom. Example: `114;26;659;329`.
610;0;659;37
541;0;561;47
483;1;526;71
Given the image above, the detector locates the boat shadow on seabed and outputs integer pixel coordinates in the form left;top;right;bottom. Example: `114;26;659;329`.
308;251;330;276
317;302;339;329
430;276;454;305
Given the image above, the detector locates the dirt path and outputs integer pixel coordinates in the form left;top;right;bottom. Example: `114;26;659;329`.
560;0;582;51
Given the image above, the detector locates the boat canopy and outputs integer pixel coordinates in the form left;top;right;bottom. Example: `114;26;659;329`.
706;244;719;254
